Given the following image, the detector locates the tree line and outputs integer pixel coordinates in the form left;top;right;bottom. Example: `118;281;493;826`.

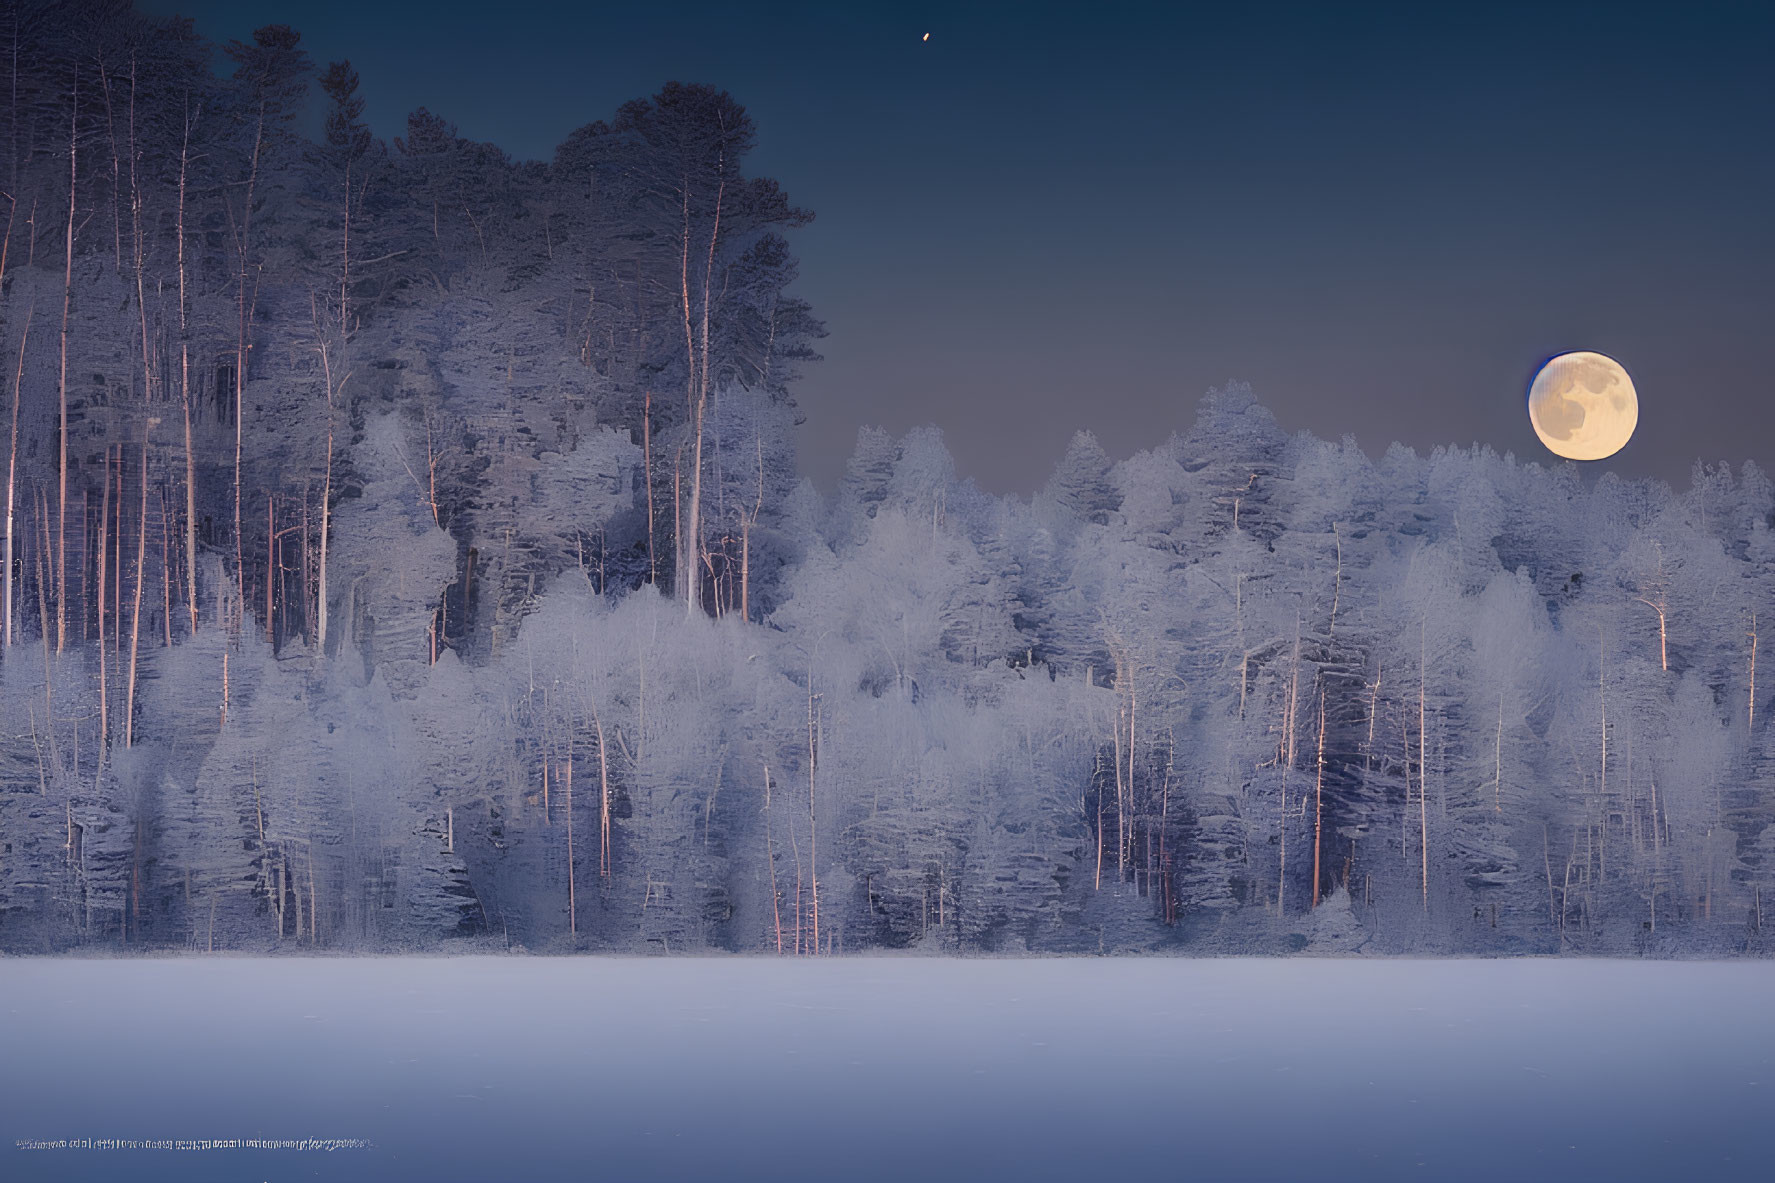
2;2;1771;956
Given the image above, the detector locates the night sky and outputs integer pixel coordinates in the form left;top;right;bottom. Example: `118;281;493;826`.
140;0;1775;493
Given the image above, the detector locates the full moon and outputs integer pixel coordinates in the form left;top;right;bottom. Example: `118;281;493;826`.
1526;351;1638;461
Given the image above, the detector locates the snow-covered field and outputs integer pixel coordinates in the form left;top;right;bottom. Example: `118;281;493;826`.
2;956;1771;1182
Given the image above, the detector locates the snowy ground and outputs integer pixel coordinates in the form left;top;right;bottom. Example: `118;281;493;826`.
2;956;1771;1182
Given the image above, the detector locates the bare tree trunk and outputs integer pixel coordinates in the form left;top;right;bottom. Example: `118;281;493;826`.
644;391;655;585
56;70;76;652
311;293;343;653
232;102;268;624
1400;700;1411;871
112;460;122;657
1637;596;1667;672
738;516;751;623
96;57;121;271
763;761;781;953
1111;699;1125;885
685;385;706;616
35;487;60;781
4;299;30;648
128;57;151;410
79;488;88;645
683;173;724;619
1280;619;1301;915
266;496;275;643
807;657;820;953
1094;750;1105;892
317;407;333;652
1419;619;1429;910
96;450;108;744
672;444;683;599
1750;611;1758;735
1491;682;1505;809
5;4;15;193
677;189;695;602
1159;749;1173;922
565;754;576;937
1312;685;1326;907
590;699;611;878
308;846;317;944
1598;624;1607;827
125;63;149;742
790;810;803;954
290;850;304;942
126;440;145;746
1542;823;1556;933
339;158;351;348
741;434;763;623
0;191;12;647
159;486;170;647
1126;660;1137;882
177;99;198;636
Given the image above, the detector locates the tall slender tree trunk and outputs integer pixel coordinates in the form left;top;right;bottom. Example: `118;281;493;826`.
1739;611;1753;731
672;445;683;598
564;753;576;937
4;300;29;648
111;459;121;657
643;391;655;585
35;487;60;781
6;3;15;193
1094;751;1105;892
1312;685;1326;908
159;485;170;647
683;174;724;618
96;57;121;271
1598;625;1607;881
265;496;275;643
1125;656;1137;882
125;440;145;746
233;103;268;624
326;127;360;636
763;761;781;953
807;663;820;953
1401;701;1412;872
1419;619;1429;910
128;58;149;405
741;434;763;623
56;69;77;653
1542;824;1556;932
678;188;694;602
590;699;611;878
317;415;332;650
311;292;342;653
125;62;149;746
790;813;803;954
340;158;351;350
1279;620;1301;915
177;99;198;636
96;450;108;743
0;191;11;646
1111;698;1125;886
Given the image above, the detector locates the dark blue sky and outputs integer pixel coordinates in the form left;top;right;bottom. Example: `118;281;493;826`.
141;0;1775;492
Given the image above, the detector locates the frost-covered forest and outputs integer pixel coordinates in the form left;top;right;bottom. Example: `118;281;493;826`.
1;4;1772;957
